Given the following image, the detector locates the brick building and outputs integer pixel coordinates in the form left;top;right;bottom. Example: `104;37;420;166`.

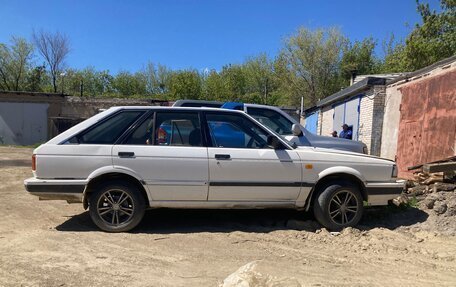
304;55;456;179
304;76;401;156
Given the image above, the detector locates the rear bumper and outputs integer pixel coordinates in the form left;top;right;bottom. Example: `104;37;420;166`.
24;178;87;202
365;180;405;206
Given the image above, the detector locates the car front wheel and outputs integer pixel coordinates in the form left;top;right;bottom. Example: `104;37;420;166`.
313;182;364;231
89;181;146;232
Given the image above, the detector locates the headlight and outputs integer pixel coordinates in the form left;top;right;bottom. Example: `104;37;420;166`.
392;164;398;178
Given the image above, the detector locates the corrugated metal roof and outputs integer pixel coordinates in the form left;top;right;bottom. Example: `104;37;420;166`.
353;73;408;84
387;55;456;86
316;77;386;108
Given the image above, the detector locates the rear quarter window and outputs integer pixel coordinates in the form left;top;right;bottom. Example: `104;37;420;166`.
67;110;144;144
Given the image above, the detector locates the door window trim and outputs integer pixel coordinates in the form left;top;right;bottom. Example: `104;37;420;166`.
202;111;292;150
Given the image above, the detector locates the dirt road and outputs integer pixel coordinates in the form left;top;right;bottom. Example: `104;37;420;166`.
1;146;455;286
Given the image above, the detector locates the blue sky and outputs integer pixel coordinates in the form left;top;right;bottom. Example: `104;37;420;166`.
0;0;440;74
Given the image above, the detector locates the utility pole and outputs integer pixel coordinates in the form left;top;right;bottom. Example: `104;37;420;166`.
264;78;268;104
80;79;84;97
60;72;66;94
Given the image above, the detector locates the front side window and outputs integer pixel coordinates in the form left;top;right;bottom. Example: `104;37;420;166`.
206;113;270;149
247;107;293;135
68;110;144;144
155;112;202;146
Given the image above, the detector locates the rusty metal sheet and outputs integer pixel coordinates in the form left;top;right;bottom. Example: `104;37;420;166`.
396;69;456;179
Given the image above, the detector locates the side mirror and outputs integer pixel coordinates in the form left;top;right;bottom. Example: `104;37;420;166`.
292;124;303;136
267;135;282;149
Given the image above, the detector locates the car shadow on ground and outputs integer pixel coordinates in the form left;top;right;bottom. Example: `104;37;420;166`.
56;206;429;234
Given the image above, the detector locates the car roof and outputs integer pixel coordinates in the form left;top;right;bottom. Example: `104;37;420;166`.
44;105;294;149
108;106;246;113
172;99;224;107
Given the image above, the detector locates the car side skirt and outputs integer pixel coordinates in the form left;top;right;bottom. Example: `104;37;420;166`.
148;200;297;209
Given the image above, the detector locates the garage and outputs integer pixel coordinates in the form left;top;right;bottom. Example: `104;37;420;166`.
0;102;49;145
332;96;361;140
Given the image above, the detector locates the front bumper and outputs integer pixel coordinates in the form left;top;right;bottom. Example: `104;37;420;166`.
365;180;405;206
24;178;87;202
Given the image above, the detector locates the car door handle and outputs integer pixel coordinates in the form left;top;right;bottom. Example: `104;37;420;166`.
215;154;231;160
118;152;135;158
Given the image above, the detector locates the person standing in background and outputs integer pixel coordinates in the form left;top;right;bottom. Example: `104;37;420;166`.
339;124;352;139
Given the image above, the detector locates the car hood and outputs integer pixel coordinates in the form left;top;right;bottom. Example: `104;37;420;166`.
285;133;366;153
296;145;395;165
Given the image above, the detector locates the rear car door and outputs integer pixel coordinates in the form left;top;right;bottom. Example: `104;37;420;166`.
113;110;209;201
204;112;302;201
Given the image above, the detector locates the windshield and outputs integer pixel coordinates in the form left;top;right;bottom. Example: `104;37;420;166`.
247;107;294;135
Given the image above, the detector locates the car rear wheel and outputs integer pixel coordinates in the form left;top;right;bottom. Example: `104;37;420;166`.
89;181;145;232
313;182;364;231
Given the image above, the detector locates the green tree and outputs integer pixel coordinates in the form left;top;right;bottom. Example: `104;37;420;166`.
380;34;407;73
62;67;115;97
168;70;202;99
404;0;456;70
341;37;379;82
243;54;278;104
380;0;455;72
203;69;227;100
113;71;147;97
0;37;34;91
219;64;247;101
25;64;48;92
141;62;172;95
279;27;347;107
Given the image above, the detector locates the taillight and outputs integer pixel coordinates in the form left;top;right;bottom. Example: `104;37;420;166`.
157;127;168;144
32;154;36;171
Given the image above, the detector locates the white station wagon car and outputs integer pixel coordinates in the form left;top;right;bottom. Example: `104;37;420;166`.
24;107;404;232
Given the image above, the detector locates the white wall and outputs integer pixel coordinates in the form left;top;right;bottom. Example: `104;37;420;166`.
380;86;402;160
319;105;334;137
0;102;49;145
358;93;375;153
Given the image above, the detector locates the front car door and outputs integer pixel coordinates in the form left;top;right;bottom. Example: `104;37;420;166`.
112;110;209;201
204;111;302;202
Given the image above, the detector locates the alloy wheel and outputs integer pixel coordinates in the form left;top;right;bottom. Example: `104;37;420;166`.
96;189;135;226
328;189;359;225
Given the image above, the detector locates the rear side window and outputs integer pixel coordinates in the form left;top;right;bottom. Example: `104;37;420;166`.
70;111;144;144
155;112;202;146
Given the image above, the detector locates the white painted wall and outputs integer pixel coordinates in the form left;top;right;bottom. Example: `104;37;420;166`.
380;86;402;160
358;94;375;153
0;102;49;145
320;105;334;136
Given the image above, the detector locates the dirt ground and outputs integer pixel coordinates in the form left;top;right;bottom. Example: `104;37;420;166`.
1;146;456;287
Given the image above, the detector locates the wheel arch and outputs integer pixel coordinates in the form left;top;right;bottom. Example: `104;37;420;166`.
304;168;367;211
83;172;149;210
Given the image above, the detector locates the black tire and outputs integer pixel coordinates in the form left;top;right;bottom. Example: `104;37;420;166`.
313;181;364;231
89;181;146;232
